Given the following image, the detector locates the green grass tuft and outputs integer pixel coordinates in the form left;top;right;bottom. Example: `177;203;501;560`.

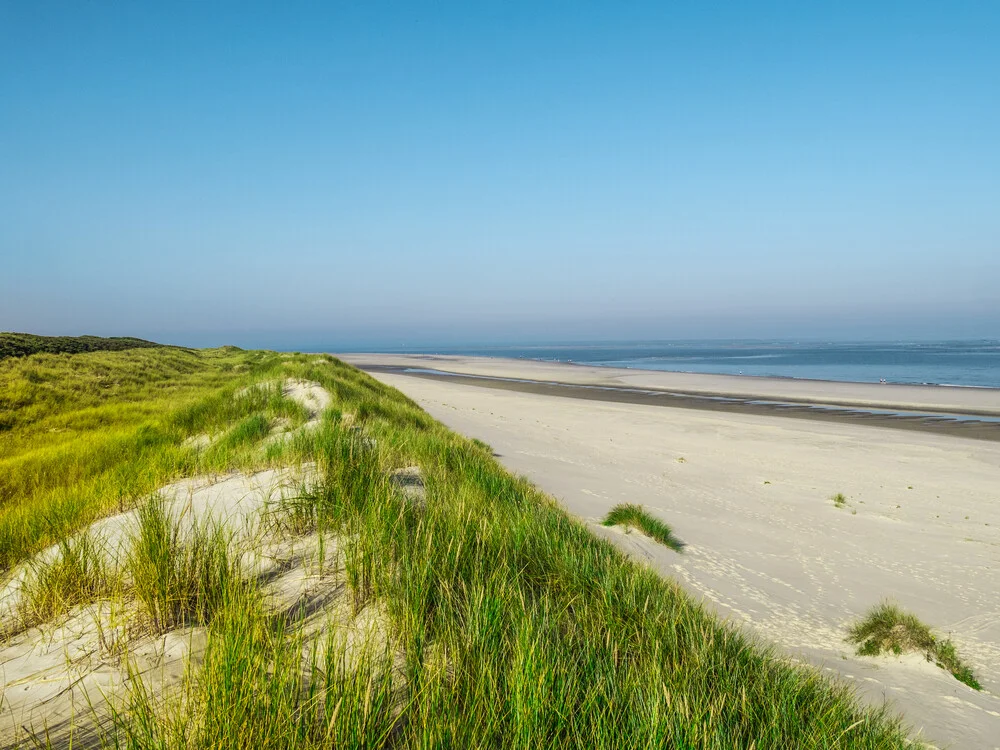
602;503;684;552
15;532;118;632
220;413;271;448
128;496;241;631
471;437;493;453
848;601;981;690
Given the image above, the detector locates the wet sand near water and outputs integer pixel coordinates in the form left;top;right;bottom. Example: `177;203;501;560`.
367;365;1000;442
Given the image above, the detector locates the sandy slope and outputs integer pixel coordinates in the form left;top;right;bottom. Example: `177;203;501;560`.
0;380;367;748
0;468;312;747
353;357;1000;749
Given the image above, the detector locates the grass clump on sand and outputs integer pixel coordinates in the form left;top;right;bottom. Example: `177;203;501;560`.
128;496;242;632
218;413;272;450
848;601;981;690
832;492;848;508
14;532;118;632
104;586;399;749
602;503;684;552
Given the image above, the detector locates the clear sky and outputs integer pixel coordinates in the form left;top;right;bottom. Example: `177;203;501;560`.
2;2;998;348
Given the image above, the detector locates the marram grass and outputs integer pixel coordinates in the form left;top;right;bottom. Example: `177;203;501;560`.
2;346;916;748
603;503;685;552
848;601;981;690
0;346;312;570
15;531;119;633
127;495;242;631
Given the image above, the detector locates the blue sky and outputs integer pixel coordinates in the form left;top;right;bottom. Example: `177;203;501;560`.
2;2;998;348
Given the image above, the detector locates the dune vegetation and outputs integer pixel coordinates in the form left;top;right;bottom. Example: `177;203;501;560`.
0;345;310;570
0;343;916;748
602;503;685;552
848;601;981;691
0;332;165;360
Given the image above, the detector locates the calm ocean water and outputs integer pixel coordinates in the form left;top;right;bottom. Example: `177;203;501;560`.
389;341;1000;388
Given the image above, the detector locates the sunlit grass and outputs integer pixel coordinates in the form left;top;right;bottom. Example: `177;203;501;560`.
848;601;981;690
128;496;241;632
1;346;916;747
0;347;319;571
14;532;119;634
602;503;684;551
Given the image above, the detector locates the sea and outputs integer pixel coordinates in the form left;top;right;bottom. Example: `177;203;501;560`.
375;341;1000;389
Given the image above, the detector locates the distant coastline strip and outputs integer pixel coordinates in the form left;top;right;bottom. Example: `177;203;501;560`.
361;365;1000;442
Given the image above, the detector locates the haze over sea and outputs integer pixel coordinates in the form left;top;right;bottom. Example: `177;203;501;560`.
345;341;1000;389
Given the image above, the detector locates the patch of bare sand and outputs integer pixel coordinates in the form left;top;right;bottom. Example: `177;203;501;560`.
283;378;332;419
265;378;334;445
390;466;426;507
367;366;1000;750
0;601;208;748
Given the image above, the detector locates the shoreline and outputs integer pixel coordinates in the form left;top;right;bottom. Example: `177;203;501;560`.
341;354;1000;441
339;354;1000;415
558;358;1000;391
334;345;1000;391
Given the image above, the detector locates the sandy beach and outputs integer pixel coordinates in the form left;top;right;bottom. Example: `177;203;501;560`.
344;354;1000;749
348;354;1000;416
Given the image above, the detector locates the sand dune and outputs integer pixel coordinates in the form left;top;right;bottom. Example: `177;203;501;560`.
0;379;385;748
347;355;1000;749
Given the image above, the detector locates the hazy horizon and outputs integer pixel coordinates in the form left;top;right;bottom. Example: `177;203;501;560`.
151;329;1000;353
3;3;998;344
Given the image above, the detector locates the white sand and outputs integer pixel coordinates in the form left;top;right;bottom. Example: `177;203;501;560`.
351;355;1000;749
0;467;314;623
283;378;332;419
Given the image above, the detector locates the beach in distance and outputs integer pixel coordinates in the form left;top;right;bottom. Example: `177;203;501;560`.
347;352;1000;419
355;341;1000;388
344;353;1000;749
